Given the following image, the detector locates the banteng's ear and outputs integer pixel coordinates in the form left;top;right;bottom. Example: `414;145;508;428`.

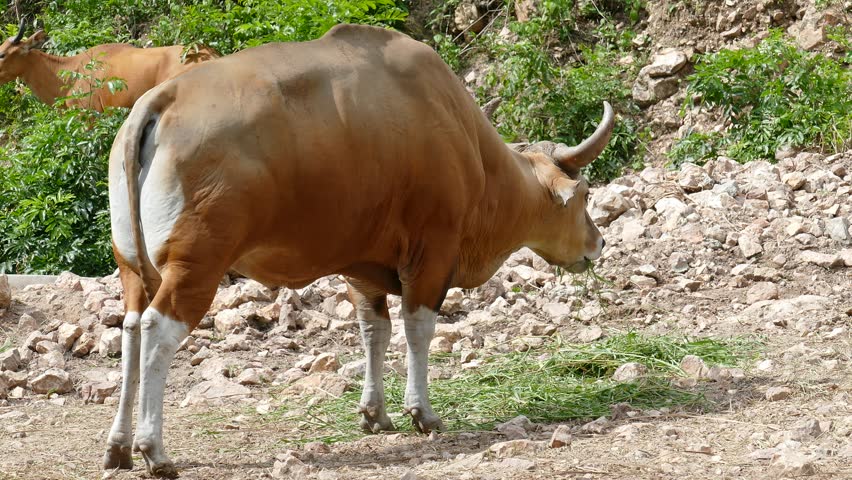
549;175;579;206
22;31;47;51
532;159;580;206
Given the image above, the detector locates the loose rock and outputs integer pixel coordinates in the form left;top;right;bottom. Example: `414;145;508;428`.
308;353;340;374
746;282;780;304
0;274;10;309
29;368;73;394
181;379;251;407
766;386;794;402
56;323;83;351
612;362;648;382
81;381;118;404
98;328;122;357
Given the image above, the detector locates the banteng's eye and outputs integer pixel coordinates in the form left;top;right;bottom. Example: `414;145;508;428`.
0;53;5;59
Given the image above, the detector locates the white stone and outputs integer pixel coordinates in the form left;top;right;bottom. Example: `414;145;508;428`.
181;379;251;407
612;362;648;382
799;250;841;268
308;352;340;373
0;274;10;309
738;234;763;258
645;49;688;78
590;187;631;226
56;323;83;351
214;309;246;334
29;368;72;394
98;328;122;357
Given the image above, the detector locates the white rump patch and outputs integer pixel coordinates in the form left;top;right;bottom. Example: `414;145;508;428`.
108;120;184;271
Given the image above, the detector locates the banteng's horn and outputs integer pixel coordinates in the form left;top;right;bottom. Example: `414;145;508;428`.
552;102;615;173
11;18;26;44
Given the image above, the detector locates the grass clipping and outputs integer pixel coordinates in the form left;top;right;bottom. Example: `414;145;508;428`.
278;333;752;444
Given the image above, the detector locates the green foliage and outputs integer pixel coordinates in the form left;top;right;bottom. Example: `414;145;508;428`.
58;58;128;107
427;0;646;183
667;131;721;168
147;0;408;55
484;41;644;182
0;104;126;275
672;31;852;165
40;0;177;53
814;0;843;8
580;0;646;24
827;25;852;65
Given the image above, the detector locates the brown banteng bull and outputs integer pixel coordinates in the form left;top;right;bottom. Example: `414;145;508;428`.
106;23;613;477
0;19;218;111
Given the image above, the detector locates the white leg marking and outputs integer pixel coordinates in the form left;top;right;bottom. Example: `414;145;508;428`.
358;310;393;432
402;306;444;433
134;308;188;476
103;311;141;470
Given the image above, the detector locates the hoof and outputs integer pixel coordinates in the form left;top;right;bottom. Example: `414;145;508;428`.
137;441;179;478
403;406;445;434
358;404;396;433
103;443;133;471
149;462;180;479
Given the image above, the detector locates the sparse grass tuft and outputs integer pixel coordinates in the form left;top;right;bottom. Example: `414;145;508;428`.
270;333;755;445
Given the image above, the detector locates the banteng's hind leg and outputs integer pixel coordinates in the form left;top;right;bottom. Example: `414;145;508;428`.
130;265;224;478
104;251;148;471
347;278;395;433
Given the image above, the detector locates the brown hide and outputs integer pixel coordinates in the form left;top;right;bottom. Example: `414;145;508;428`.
114;24;611;326
0;29;218;111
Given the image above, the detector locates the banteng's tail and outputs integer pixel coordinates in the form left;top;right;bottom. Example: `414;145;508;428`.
122;86;176;301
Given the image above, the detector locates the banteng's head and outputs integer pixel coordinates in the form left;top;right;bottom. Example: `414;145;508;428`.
520;102;614;273
0;20;47;83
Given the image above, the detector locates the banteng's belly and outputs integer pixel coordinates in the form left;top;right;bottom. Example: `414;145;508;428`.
232;247;402;294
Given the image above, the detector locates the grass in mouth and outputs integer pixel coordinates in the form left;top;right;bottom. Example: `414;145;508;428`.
265;332;757;445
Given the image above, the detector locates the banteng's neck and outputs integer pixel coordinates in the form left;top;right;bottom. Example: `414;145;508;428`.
454;143;553;288
19;50;77;105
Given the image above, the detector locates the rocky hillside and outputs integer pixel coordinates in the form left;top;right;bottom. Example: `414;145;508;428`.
450;0;850;168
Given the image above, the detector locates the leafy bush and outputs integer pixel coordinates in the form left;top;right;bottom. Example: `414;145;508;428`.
671;31;852;165
40;0;176;53
482;33;644;182
0;105;126;275
147;0;408;55
426;0;646;183
667;131;721;167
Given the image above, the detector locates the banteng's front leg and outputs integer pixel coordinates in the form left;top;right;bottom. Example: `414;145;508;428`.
398;247;455;434
401;305;445;433
347;278;395;433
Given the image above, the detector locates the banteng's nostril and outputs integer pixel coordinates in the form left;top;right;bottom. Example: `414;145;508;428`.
601;238;606;250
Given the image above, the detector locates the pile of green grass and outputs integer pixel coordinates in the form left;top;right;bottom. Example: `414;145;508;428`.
270;332;755;444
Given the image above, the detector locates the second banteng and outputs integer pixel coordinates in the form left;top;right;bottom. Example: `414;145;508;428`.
106;24;613;477
0;19;218;111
